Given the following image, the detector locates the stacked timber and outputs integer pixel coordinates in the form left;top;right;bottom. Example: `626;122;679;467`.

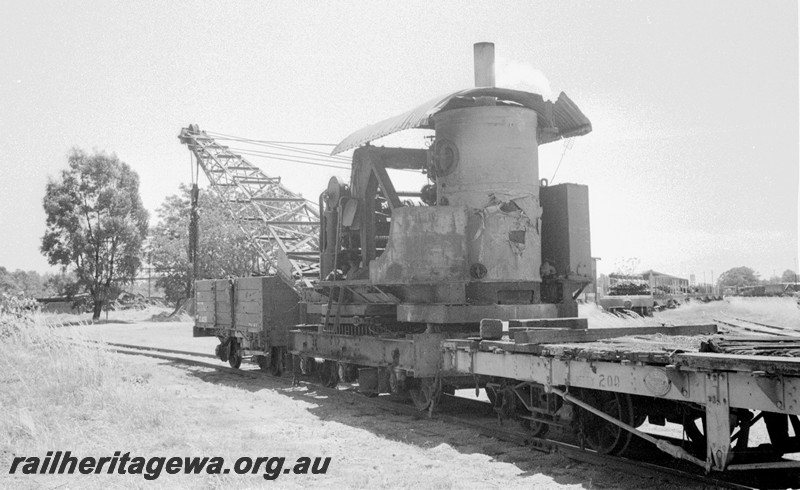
479;318;587;340
476;319;719;363
509;323;716;345
701;336;800;357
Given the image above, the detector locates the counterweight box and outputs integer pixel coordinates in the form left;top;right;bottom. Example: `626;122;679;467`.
540;183;591;281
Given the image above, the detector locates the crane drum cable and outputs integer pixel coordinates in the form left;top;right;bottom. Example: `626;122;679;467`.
549;137;575;184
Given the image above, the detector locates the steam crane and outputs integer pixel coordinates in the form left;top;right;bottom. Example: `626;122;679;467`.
182;42;594;395
291;42;594;405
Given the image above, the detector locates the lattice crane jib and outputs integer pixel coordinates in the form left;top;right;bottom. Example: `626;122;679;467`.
178;124;320;289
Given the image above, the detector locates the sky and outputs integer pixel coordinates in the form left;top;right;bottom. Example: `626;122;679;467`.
1;1;798;283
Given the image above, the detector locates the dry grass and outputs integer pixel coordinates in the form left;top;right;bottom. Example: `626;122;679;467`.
0;311;406;489
0;312;184;488
0;311;269;489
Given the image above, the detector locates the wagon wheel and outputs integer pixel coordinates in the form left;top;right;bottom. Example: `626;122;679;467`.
611;393;635;455
578;389;634;455
389;369;405;395
764;412;799;456
228;349;242;370
269;347;284;377
517;384;552;438
299;356;316;375
318;360;339;388
485;385;498;406
409;377;442;412
521;415;549;438
681;412;707;456
338;363;358;383
682;409;761;457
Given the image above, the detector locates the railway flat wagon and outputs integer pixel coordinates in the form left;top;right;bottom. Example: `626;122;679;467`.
443;320;800;473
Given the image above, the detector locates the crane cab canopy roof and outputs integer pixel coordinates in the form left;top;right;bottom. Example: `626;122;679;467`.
331;87;592;155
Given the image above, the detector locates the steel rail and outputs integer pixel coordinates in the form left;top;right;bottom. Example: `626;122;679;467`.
732;316;799;332
714;318;800;338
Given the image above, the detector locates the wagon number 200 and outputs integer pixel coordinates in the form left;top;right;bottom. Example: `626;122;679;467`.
598;374;620;388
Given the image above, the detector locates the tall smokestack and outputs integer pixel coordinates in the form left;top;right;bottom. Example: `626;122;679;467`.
473;42;495;88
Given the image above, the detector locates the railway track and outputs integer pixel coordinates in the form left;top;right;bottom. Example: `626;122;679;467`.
87;339;776;489
714;316;800;338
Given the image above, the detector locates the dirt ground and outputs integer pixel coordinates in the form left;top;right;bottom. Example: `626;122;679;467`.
69;353;681;489
46;329;691;489
16;297;796;489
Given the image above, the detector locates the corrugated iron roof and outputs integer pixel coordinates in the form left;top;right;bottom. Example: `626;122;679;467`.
331;88;591;155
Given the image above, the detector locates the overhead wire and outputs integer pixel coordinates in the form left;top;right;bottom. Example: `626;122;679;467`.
234;147;421;174
228;147;351;171
209;134;352;162
204;130;338;147
203;129;424;174
259;141;352;162
223;145;350;167
202;130;353;170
